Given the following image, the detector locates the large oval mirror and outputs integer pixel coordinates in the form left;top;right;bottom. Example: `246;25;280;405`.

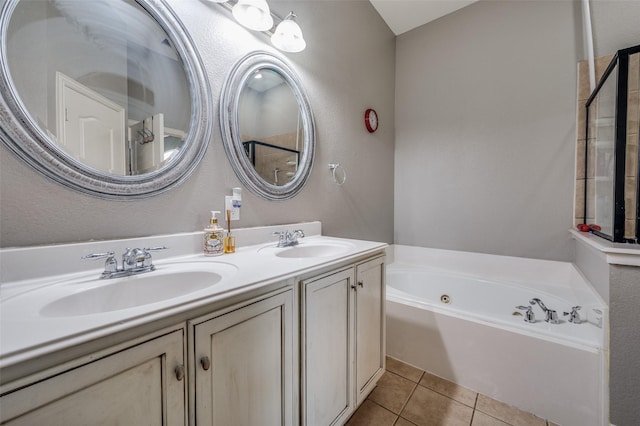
0;0;212;199
220;51;315;201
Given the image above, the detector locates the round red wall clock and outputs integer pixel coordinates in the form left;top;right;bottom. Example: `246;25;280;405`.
364;108;378;133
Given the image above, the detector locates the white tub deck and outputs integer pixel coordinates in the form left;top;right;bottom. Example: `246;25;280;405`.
385;245;608;426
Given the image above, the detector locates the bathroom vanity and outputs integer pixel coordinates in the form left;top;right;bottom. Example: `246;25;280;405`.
0;223;386;425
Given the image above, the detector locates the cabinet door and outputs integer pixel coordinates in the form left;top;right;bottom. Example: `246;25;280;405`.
194;290;294;426
355;256;386;404
302;268;355;426
0;329;186;425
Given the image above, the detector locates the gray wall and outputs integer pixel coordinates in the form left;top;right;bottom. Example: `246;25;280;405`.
591;0;640;57
394;0;582;261
0;0;396;248
610;264;640;426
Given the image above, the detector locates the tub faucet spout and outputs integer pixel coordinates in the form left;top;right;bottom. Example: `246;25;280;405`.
530;298;560;324
529;298;548;312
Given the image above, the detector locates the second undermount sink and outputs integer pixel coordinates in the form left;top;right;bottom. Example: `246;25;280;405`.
259;240;355;259
39;261;238;317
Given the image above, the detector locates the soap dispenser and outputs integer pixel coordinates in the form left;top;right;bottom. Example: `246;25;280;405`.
204;211;224;256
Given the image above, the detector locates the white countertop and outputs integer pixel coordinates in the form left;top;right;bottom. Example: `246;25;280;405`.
0;225;386;369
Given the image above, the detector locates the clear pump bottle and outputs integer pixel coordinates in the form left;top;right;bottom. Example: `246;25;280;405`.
204;211;224;256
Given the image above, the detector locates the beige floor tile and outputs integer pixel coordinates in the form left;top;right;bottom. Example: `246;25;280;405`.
369;371;417;414
346;400;398;426
476;394;545;426
547;422;561;426
401;385;473;426
471;411;510;426
419;372;478;407
386;356;424;383
394;417;418;426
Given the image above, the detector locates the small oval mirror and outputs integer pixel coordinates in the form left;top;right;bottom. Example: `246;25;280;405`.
220;51;315;201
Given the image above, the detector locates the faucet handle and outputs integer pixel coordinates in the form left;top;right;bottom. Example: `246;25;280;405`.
141;246;166;268
82;251;115;260
144;246;168;252
290;229;304;245
273;231;288;247
516;305;535;323
82;252;117;275
563;306;582;324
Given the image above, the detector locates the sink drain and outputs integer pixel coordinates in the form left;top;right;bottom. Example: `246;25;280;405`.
440;294;451;304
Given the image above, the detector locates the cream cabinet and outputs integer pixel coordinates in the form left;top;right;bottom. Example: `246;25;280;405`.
0;328;186;425
0;288;295;426
302;267;355;426
354;256;386;404
190;288;295;426
301;255;385;426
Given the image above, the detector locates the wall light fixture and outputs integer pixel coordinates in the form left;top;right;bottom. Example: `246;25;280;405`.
271;12;306;53
216;0;307;53
232;0;273;31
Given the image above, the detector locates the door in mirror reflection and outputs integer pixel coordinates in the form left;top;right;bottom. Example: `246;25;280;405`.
57;73;126;174
238;68;303;186
6;0;190;176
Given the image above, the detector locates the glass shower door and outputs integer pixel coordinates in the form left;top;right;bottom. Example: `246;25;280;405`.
586;63;618;237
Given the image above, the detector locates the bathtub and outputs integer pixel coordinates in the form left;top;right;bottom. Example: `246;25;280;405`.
385;245;607;426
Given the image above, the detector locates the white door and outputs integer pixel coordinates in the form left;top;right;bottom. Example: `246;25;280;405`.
56;72;126;174
129;113;165;175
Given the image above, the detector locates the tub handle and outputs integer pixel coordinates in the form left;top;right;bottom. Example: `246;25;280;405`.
515;305;536;323
563;306;582;324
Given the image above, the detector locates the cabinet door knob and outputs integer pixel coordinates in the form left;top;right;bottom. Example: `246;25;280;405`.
175;364;185;381
201;356;211;371
350;284;357;291
358;281;364;288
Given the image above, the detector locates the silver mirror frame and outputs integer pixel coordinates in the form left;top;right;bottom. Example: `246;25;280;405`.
0;0;213;199
220;51;315;201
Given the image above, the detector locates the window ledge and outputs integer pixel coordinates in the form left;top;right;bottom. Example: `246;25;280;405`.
570;229;640;266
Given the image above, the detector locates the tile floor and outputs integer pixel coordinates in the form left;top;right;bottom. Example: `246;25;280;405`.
346;357;560;426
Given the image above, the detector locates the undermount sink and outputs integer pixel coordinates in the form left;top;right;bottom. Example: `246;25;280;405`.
259;241;355;259
40;261;237;317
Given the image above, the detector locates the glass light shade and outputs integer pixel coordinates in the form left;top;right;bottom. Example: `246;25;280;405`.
271;12;306;53
232;0;273;31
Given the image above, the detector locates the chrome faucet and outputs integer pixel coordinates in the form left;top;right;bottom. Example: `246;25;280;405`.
563;306;582;324
273;229;305;247
83;246;166;279
530;298;560;324
515;305;536;323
